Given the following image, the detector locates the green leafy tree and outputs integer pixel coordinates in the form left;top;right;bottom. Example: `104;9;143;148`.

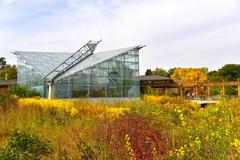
0;129;53;160
207;71;222;82
217;64;240;95
0;64;17;80
218;64;240;81
152;67;169;77
0;57;17;80
206;71;222;95
9;85;40;98
207;64;240;95
168;68;176;78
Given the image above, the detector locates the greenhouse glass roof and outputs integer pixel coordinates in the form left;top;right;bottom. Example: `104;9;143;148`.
14;45;141;80
14;51;72;77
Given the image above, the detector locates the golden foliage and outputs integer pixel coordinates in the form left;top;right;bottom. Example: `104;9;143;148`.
171;67;208;82
18;98;129;118
18;98;79;116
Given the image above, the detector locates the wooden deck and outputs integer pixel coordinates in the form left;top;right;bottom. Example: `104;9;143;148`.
191;99;216;107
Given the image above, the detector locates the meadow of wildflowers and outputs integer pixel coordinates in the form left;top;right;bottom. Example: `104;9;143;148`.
0;95;240;159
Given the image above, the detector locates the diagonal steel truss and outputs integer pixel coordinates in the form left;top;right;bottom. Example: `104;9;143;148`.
44;40;102;81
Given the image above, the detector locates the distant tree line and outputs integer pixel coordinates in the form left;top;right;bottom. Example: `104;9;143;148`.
145;67;174;78
145;67;208;82
0;57;17;80
145;64;240;82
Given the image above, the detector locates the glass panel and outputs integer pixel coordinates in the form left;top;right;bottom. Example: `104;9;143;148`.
108;61;116;68
107;85;122;97
132;70;139;77
108;77;122;85
123;78;139;85
108;69;121;77
74;70;83;76
17;55;45;96
124;69;134;78
123;85;140;97
114;55;124;61
32;86;44;97
72;75;90;85
91;76;108;85
72;85;88;98
55;83;72;98
90;85;106;97
94;61;108;68
125;62;137;70
125;55;136;62
82;69;91;76
91;68;108;76
132;49;139;55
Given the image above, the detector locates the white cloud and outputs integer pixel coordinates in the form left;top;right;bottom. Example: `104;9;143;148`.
0;0;15;5
0;0;240;74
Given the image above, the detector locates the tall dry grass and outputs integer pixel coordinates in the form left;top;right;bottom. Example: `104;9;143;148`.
0;95;240;159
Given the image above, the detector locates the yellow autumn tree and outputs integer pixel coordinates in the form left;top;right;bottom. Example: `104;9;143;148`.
171;68;208;82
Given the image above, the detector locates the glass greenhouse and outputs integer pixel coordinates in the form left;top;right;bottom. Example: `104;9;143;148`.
13;42;143;99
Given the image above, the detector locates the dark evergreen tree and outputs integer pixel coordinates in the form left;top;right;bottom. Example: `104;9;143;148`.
145;69;153;75
0;57;6;69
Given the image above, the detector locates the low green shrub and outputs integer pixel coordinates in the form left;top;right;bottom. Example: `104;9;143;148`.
0;129;53;160
9;85;40;98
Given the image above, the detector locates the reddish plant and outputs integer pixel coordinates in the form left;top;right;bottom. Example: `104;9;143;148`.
93;114;169;159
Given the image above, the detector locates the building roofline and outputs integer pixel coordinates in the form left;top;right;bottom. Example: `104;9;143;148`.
12;45;144;79
139;75;173;81
0;79;17;86
12;44;145;56
55;45;144;80
12;51;72;55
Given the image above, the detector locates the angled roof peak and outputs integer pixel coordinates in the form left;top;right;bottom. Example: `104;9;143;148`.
44;40;102;81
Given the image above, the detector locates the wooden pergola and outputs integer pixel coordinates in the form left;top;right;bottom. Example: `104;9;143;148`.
139;75;240;97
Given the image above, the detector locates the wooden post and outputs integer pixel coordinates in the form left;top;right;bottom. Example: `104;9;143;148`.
238;79;240;97
180;87;183;97
165;88;168;95
195;86;198;97
238;84;240;97
207;86;210;97
222;82;225;97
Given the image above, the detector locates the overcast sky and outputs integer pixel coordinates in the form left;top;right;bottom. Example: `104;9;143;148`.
0;0;240;74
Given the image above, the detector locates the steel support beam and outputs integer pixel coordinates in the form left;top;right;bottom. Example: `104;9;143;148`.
44;40;102;81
